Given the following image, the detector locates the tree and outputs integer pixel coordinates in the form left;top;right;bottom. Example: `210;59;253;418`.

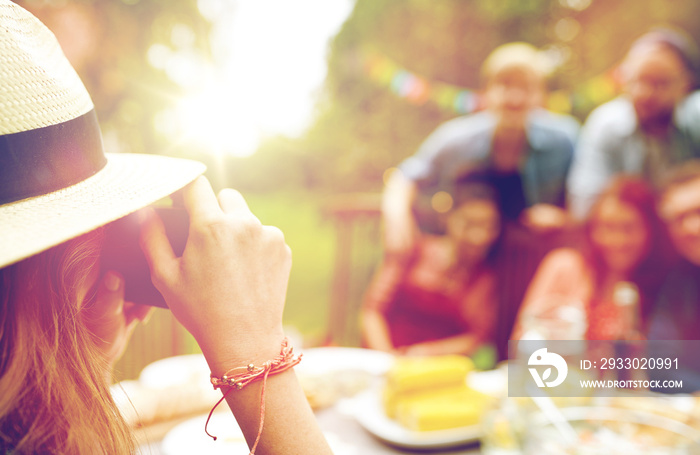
288;0;700;193
16;0;212;159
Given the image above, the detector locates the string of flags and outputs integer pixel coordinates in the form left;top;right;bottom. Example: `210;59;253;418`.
361;47;621;115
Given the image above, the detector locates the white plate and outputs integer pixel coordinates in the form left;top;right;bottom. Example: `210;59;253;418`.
350;384;482;449
160;411;248;455
139;353;211;389
349;367;507;450
157;348;395;455
297;347;394;377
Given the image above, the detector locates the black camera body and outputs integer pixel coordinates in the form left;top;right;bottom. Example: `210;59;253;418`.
101;207;189;308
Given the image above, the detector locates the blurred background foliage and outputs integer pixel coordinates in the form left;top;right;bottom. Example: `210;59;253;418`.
248;0;700;194
17;0;212;159
14;0;700;376
18;0;700;196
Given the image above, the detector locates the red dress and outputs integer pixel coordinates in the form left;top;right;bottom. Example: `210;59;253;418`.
363;236;496;347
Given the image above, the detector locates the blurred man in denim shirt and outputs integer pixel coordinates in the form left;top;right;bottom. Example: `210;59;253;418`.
383;42;579;259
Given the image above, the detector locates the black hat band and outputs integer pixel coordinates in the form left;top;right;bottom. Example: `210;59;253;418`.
0;110;107;205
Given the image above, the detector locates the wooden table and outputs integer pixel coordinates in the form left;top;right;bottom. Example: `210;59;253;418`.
130;347;489;454
135;402;482;455
314;401;482;455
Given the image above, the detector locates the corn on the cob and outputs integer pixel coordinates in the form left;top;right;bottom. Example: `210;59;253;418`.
382;355;493;431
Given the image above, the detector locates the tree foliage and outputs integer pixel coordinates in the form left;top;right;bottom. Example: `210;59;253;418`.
15;0;700;194
15;0;211;159
250;0;700;194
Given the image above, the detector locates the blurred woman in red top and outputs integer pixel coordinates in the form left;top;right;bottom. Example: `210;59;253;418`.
361;181;503;356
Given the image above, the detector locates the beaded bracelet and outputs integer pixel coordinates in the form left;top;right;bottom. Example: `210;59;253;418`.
204;337;302;454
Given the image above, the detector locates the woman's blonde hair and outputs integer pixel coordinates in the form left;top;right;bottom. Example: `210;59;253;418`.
480;42;551;84
0;229;135;453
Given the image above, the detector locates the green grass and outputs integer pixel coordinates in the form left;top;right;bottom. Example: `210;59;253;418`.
244;191;337;342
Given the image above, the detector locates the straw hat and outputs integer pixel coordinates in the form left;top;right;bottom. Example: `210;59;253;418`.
0;1;206;268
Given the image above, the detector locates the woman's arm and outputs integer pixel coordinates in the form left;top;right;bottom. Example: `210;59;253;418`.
382;170;420;258
361;309;396;352
140;176;332;454
510;248;591;340
360;258;407;352
217;369;331;454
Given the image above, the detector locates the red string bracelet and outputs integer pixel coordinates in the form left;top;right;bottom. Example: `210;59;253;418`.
204;337;302;454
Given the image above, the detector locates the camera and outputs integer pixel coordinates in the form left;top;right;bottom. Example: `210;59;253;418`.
101;207;189;308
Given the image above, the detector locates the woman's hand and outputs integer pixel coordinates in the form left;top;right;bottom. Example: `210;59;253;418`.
382;170;420;259
139;177;334;454
81;270;153;370
520;203;570;233
139;176;292;373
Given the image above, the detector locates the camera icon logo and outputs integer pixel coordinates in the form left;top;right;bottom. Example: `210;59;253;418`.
528;347;568;388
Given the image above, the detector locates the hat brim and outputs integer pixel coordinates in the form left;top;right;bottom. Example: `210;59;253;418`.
0;153;206;268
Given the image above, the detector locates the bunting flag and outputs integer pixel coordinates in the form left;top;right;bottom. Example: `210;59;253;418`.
363;48;483;114
361;47;621;115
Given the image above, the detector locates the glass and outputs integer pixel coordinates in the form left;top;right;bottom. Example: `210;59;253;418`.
518;295;587;341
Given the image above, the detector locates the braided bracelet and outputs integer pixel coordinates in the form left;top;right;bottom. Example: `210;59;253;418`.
204;337;302;454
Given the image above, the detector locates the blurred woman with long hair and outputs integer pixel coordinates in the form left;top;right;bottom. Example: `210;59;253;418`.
511;176;672;341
